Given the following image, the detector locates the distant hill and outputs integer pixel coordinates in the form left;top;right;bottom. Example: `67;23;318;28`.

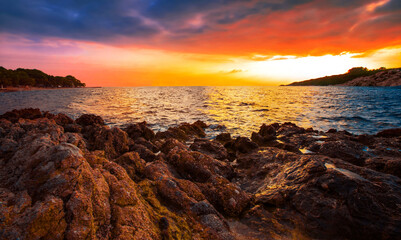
285;67;391;86
0;67;85;88
340;68;401;86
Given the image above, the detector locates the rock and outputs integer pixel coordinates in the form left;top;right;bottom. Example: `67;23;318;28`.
63;123;82;133
190;139;228;160
53;113;74;126
76;114;105;126
159;138;188;154
1;111;401;240
316;140;368;166
215;133;232;143
258;123;277;137
155;121;207;141
124;121;155;141
82;125;131;159
0;108;43;123
226;137;258;154
113;152;146;181
376;128;401;138
365;157;401;178
198;176;251;217
131;143;156;162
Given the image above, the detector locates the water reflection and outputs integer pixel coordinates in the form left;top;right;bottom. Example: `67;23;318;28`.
0;86;400;137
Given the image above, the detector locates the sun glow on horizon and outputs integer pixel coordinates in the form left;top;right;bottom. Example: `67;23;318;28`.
1;34;401;86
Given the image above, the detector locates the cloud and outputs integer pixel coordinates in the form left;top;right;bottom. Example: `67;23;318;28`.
0;0;400;56
0;0;160;41
226;69;244;74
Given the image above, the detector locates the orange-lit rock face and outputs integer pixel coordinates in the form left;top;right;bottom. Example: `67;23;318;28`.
1;109;401;239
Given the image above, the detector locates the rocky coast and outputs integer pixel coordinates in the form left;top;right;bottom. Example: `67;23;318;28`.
0;108;400;240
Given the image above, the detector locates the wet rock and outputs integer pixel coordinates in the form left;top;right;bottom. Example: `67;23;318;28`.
190;139;228;160
76;114;105;126
215;133;232;143
277;122;306;135
0;108;43;123
1;111;401;240
83;125;131;159
131;143;156;162
134;137;158;152
166;148;234;182
365;157;401;178
113;152;146;181
240;152;401;239
159;138;188;154
198;176;251;218
124;121;155;141
63;123;82;133
156;121;207;141
259;123;277;137
191;200;218;216
376;128;401;138
226;137;258;154
53;113;74;126
316;140;368;165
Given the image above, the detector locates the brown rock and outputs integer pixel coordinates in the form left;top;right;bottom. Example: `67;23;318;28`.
76;114;105;126
124;121;155;141
190;139;228;160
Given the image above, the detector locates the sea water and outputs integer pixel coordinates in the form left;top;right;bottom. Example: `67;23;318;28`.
1;86;400;137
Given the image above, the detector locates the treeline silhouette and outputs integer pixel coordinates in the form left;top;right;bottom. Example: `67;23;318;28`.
286;67;388;86
0;67;85;88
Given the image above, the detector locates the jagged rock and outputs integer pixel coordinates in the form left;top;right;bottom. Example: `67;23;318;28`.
82;125;131;159
155;121;207;141
124;121;155;141
190;139;228;160
76;114;105;126
376;128;401;138
1;111;401;240
225;137;258;154
215;133;232;143
159;138;188;154
131;143;156;162
0;108;42;123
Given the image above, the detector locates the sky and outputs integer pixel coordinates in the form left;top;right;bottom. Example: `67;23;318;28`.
1;0;401;86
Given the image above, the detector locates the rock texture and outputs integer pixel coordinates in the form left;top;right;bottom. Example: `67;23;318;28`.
340;69;401;86
1;109;401;240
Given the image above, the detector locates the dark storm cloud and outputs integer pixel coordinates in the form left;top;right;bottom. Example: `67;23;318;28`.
0;0;395;42
376;0;401;12
0;0;158;40
0;0;319;41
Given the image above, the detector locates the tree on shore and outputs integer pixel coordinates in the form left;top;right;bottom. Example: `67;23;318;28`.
0;67;86;88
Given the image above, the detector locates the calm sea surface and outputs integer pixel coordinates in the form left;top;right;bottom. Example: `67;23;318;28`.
1;86;400;137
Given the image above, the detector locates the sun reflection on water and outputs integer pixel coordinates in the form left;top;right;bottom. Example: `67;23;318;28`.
0;86;400;137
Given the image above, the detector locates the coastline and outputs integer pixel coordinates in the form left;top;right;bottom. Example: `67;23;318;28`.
0;86;88;93
0;108;400;239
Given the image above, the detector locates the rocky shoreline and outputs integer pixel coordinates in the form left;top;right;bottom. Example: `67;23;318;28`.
0;108;400;240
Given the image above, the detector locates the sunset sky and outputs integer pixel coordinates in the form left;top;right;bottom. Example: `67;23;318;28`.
1;0;401;86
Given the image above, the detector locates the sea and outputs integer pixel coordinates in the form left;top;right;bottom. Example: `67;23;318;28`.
1;86;400;137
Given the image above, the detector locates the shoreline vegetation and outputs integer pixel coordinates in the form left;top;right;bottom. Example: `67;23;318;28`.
0;108;400;239
0;67;86;92
285;67;401;86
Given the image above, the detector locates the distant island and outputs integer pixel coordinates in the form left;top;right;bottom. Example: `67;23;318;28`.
0;66;86;90
285;67;401;86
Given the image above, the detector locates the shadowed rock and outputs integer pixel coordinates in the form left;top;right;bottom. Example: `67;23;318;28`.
1;110;401;240
76;114;105;126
